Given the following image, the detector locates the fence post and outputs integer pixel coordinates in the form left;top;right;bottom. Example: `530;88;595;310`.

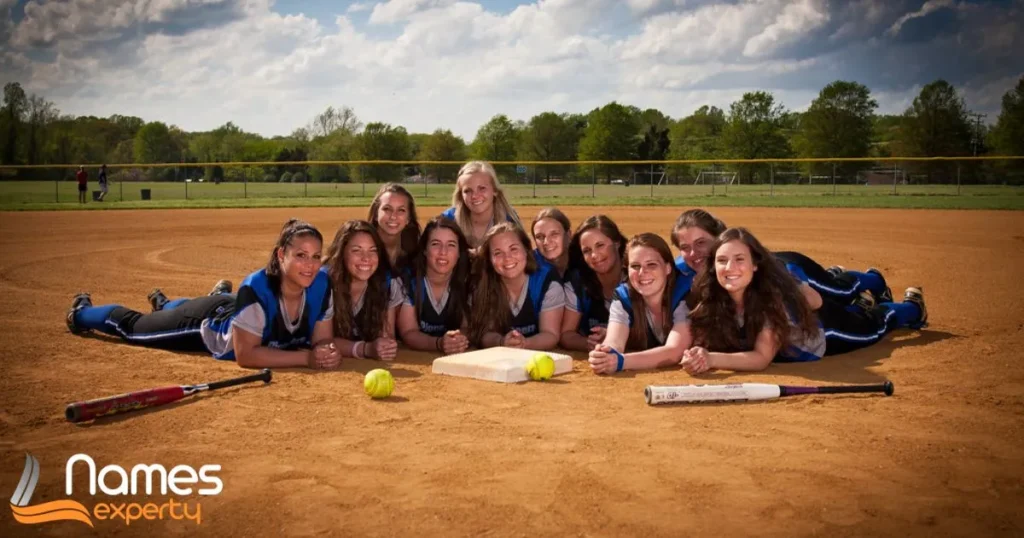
650;163;654;198
361;165;365;197
591;166;595;198
55;174;59;203
832;162;837;196
244;167;248;199
770;162;774;197
424;166;428;199
711;164;716;196
892;162;897;195
119;179;123;202
185;172;189;200
533;165;537;198
304;172;308;198
957;162;961;196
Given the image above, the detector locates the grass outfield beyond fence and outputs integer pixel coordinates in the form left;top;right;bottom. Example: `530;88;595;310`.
0;180;1022;210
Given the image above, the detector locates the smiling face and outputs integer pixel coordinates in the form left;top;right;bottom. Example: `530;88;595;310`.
374;191;410;239
715;239;757;295
674;226;716;271
627;245;672;300
278;235;323;289
489;231;527;281
343;231;379;282
459;172;496;217
426;226;460;278
580;228;619;275
532;217;567;263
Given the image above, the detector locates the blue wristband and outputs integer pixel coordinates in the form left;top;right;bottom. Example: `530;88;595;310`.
610;348;625;372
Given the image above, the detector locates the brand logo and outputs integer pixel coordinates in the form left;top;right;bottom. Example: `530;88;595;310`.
10;453;222;527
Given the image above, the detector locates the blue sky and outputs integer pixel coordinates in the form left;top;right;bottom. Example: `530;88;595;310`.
1;0;1021;140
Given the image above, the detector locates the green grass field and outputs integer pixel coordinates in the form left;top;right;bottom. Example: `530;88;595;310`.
1;180;1022;210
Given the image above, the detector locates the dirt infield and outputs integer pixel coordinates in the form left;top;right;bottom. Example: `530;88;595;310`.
1;206;1022;537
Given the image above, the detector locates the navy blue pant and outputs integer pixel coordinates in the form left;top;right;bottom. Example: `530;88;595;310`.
817;297;921;355
776;251;888;304
73;295;234;352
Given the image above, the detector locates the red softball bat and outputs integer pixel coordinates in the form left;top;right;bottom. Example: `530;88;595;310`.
65;369;272;423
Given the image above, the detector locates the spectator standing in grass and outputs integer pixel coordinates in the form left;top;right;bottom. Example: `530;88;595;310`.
76;165;88;204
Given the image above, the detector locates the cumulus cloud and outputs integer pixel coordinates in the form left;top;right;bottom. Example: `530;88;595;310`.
0;0;1021;139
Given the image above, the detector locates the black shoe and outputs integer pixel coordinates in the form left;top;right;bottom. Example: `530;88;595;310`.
209;279;233;296
903;287;928;329
148;289;169;311
66;293;92;334
867;267;893;303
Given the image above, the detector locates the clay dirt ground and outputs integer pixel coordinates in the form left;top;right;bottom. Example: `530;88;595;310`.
1;206;1022;537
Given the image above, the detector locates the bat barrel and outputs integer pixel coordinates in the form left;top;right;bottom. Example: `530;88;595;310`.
205;368;272;391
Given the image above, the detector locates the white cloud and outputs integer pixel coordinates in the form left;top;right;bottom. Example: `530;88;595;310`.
368;0;457;24
347;2;372;13
887;0;955;37
0;0;1019;141
743;0;829;57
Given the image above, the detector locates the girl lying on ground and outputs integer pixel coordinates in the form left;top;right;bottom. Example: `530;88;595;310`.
559;215;626;351
469;222;565;351
66;219;340;370
324;220;405;361
530;207;572;281
396;217;473;355
367;183;421;279
670;208;892;309
587;233;693;374
679;227;927;374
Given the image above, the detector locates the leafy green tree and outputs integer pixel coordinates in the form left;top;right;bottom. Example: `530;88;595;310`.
519;112;579;182
896;79;972;182
668;105;726;179
2;82;27;164
578;102;639;181
353;122;412;182
418;129;466;183
721;91;792;182
795;81;877;178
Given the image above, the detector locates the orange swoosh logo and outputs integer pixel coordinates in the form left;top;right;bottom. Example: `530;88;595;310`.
11;501;94;528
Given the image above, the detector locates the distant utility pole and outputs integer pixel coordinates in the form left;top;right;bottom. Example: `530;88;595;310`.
969;112;987;156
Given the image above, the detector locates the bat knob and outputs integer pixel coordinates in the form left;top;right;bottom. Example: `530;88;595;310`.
261;368;273;384
65;405;82;423
883;381;894;396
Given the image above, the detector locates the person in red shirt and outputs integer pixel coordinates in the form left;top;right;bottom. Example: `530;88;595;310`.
76;165;88;204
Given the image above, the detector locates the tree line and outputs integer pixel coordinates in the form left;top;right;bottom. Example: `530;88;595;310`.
1;77;1022;185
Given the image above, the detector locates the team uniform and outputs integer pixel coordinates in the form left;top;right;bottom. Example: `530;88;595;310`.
534;249;570;283
775;251;889;304
785;268;924;355
489;261;565;338
404;277;462;337
607;272;693;350
68;269;333;360
563;268;617;336
440;207;520;225
334;268;406;341
672;256;697;279
724;311;828;363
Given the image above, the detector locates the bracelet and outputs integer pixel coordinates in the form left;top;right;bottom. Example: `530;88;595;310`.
435;336;443;352
350;341;359;358
610;348;625;372
357;341;366;359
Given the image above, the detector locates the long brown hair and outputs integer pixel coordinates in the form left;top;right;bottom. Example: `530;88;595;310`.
324;220;392;341
670;209;726;250
468;222;538;344
623;233;680;351
688;227;819;354
367;183;421;271
266;218;323;295
568;215;625;307
412;216;472;330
